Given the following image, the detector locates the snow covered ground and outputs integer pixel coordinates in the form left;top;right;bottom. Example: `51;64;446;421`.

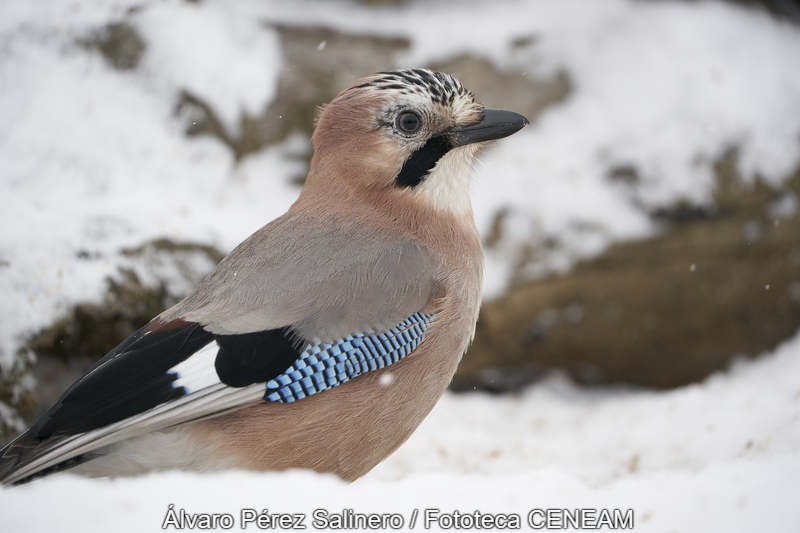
3;332;800;532
1;0;799;530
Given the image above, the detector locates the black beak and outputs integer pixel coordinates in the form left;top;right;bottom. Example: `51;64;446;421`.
448;109;530;147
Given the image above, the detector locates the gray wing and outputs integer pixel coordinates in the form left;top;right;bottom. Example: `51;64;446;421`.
166;211;438;340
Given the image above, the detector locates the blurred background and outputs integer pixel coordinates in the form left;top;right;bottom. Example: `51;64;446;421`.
1;0;799;531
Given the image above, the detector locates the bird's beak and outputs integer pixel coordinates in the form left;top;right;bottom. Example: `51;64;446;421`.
448;109;530;147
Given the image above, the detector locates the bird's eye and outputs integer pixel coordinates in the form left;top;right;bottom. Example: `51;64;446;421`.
396;111;421;134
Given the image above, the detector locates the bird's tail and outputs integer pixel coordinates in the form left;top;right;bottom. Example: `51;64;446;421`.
0;431;92;486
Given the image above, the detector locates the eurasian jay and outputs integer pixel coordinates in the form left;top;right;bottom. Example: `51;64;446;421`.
0;68;528;485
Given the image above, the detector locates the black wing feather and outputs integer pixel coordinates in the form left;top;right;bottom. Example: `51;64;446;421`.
29;321;215;438
214;327;300;387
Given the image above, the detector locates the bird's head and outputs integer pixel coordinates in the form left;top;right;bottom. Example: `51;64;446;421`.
301;69;529;220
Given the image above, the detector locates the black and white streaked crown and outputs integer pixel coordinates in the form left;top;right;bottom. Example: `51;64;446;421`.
352;68;473;106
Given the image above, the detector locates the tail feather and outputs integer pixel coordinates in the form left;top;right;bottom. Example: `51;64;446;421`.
1;432;40;484
0;432;101;485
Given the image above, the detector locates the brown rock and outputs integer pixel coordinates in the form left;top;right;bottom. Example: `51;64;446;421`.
454;155;800;391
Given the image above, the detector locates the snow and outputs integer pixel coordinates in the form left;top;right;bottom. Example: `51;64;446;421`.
134;2;283;136
1;0;799;530
2;332;800;532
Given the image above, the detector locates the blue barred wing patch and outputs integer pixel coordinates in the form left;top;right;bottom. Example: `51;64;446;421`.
264;312;434;403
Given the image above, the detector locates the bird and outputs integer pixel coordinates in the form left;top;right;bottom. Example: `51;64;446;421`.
0;68;528;485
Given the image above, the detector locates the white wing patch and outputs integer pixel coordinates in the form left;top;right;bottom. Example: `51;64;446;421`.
170;341;222;393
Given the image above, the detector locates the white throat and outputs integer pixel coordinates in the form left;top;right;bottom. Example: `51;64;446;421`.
412;146;478;218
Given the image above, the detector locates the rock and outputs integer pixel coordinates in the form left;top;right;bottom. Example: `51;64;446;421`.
78;22;146;71
454;154;800;391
